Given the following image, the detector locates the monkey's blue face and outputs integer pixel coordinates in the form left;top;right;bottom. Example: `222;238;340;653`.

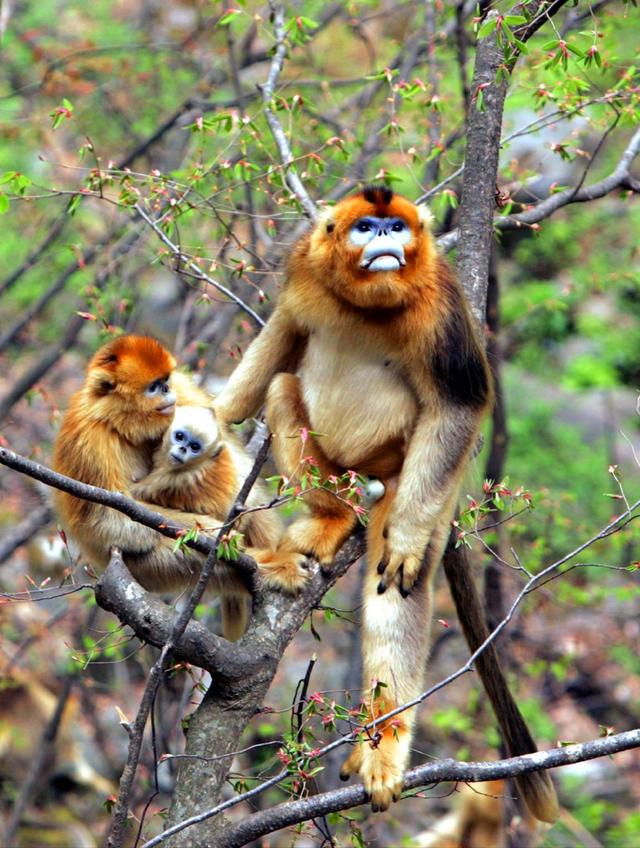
169;428;204;464
349;216;411;272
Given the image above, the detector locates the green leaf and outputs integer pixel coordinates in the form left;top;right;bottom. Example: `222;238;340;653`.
0;192;9;214
219;9;241;25
477;18;497;38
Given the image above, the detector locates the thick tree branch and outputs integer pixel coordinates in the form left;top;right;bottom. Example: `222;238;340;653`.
0;446;261;585
94;554;243;676
455;14;509;319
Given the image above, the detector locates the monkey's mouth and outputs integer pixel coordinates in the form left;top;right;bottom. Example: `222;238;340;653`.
169;453;185;465
157;402;176;416
361;254;406;272
360;243;406;273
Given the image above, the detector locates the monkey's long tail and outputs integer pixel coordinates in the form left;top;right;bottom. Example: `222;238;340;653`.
221;596;249;642
442;537;559;824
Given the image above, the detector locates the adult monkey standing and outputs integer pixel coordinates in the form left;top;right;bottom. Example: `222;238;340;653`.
215;186;558;821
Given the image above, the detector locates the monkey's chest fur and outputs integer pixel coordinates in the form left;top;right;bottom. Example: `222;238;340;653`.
298;328;418;473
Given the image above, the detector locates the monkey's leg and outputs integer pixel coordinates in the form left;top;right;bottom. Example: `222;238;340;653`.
266;373;358;565
340;490;452;811
241;483;310;593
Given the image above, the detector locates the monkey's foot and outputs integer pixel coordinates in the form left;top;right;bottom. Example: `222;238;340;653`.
253;548;309;593
282;514;356;567
339;732;407;812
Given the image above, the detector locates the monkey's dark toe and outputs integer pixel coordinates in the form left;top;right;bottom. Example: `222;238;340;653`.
377;581;387;594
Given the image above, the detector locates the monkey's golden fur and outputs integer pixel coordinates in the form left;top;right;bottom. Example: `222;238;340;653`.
53;336;305;641
215;187;558;821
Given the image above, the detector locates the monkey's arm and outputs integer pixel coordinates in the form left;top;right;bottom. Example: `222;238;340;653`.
379;312;492;594
214;305;306;425
130;471;174;504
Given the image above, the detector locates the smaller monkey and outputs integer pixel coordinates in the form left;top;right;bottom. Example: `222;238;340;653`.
132;405;308;639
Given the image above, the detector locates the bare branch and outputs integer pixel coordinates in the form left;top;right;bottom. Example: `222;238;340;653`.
220;729;640;848
133;203;266;327
259;0;317;220
146;730;640;848
0;446;206;549
497;124;640;232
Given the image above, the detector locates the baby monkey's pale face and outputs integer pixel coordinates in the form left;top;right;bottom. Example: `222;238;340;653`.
164;406;222;467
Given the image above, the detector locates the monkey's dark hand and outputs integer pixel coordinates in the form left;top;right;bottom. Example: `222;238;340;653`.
376;534;423;597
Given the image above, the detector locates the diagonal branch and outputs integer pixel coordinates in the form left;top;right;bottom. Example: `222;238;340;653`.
133;204;266;327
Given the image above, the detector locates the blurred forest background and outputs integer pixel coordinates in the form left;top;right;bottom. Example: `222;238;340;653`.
0;0;639;846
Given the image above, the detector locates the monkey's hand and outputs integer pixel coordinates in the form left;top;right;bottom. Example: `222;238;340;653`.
376;532;427;597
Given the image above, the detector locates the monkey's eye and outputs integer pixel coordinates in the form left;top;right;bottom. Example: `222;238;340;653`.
189;441;202;453
391;221;407;233
175;431;185;442
355;220;371;233
146;378;169;397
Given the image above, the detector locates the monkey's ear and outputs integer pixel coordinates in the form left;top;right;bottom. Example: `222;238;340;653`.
87;370;116;396
95;378;115;395
416;203;434;230
317;205;336;235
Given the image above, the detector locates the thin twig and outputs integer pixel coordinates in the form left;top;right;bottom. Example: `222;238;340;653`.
133;203;265;327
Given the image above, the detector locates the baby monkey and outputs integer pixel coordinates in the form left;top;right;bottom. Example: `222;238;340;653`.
132;405;304;639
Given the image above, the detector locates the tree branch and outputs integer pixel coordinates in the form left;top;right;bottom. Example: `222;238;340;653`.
259;0;317;221
133;204;266;328
0;445;260;584
0;446;213;555
217;729;640;848
497;124;640;231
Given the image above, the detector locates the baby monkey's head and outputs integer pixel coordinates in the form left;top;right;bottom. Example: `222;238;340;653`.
164;406;223;468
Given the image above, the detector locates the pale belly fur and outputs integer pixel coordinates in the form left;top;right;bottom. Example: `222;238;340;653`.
298;330;418;468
